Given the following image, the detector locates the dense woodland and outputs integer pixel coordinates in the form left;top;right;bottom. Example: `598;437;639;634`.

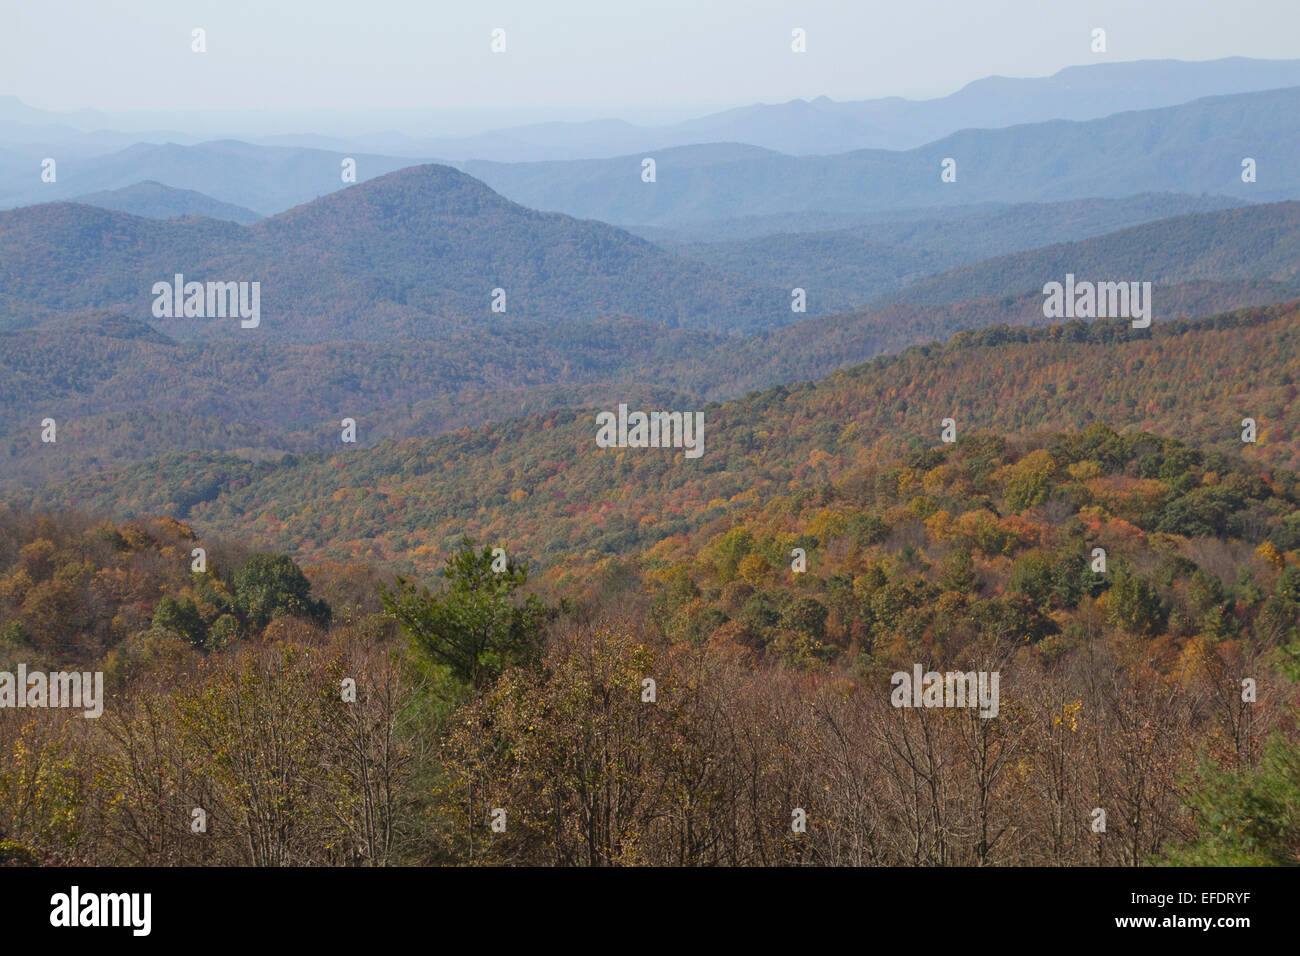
5;288;1294;492
14;302;1296;576
3;300;1300;864
2;411;1298;864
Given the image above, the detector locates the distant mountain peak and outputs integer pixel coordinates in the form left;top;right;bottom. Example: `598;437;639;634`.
261;162;508;225
72;180;263;225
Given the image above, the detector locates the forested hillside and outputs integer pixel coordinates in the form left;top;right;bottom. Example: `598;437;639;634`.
3;417;1297;865
17;301;1298;574
3;293;1298;869
0;311;716;485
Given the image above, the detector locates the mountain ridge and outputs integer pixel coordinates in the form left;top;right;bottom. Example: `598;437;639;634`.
464;86;1300;225
0;163;780;338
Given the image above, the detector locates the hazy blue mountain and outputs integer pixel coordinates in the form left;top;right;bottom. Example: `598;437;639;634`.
0;140;432;215
6;67;1294;224
263;57;1300;160
0;164;780;338
797;57;1300;152
463;87;1300;225
836;194;1250;258
73;181;263;225
9;57;1297;166
3;168;1290;345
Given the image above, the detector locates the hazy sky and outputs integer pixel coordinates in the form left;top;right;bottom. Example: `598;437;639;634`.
3;0;1297;131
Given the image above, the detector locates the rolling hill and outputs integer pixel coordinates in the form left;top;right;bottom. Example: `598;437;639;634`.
6;266;1293;493
660;194;1255;312
14;299;1297;572
4;188;1297;491
0;164;781;338
73;181;263;224
0;310;719;486
886;201;1300;308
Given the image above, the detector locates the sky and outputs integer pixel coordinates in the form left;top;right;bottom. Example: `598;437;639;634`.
2;0;1297;133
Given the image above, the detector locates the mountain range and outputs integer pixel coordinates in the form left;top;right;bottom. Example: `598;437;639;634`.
4;168;1299;493
5;54;1300;558
463;86;1300;226
8;57;1300;162
2;169;1295;341
0;163;778;337
2;77;1297;231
